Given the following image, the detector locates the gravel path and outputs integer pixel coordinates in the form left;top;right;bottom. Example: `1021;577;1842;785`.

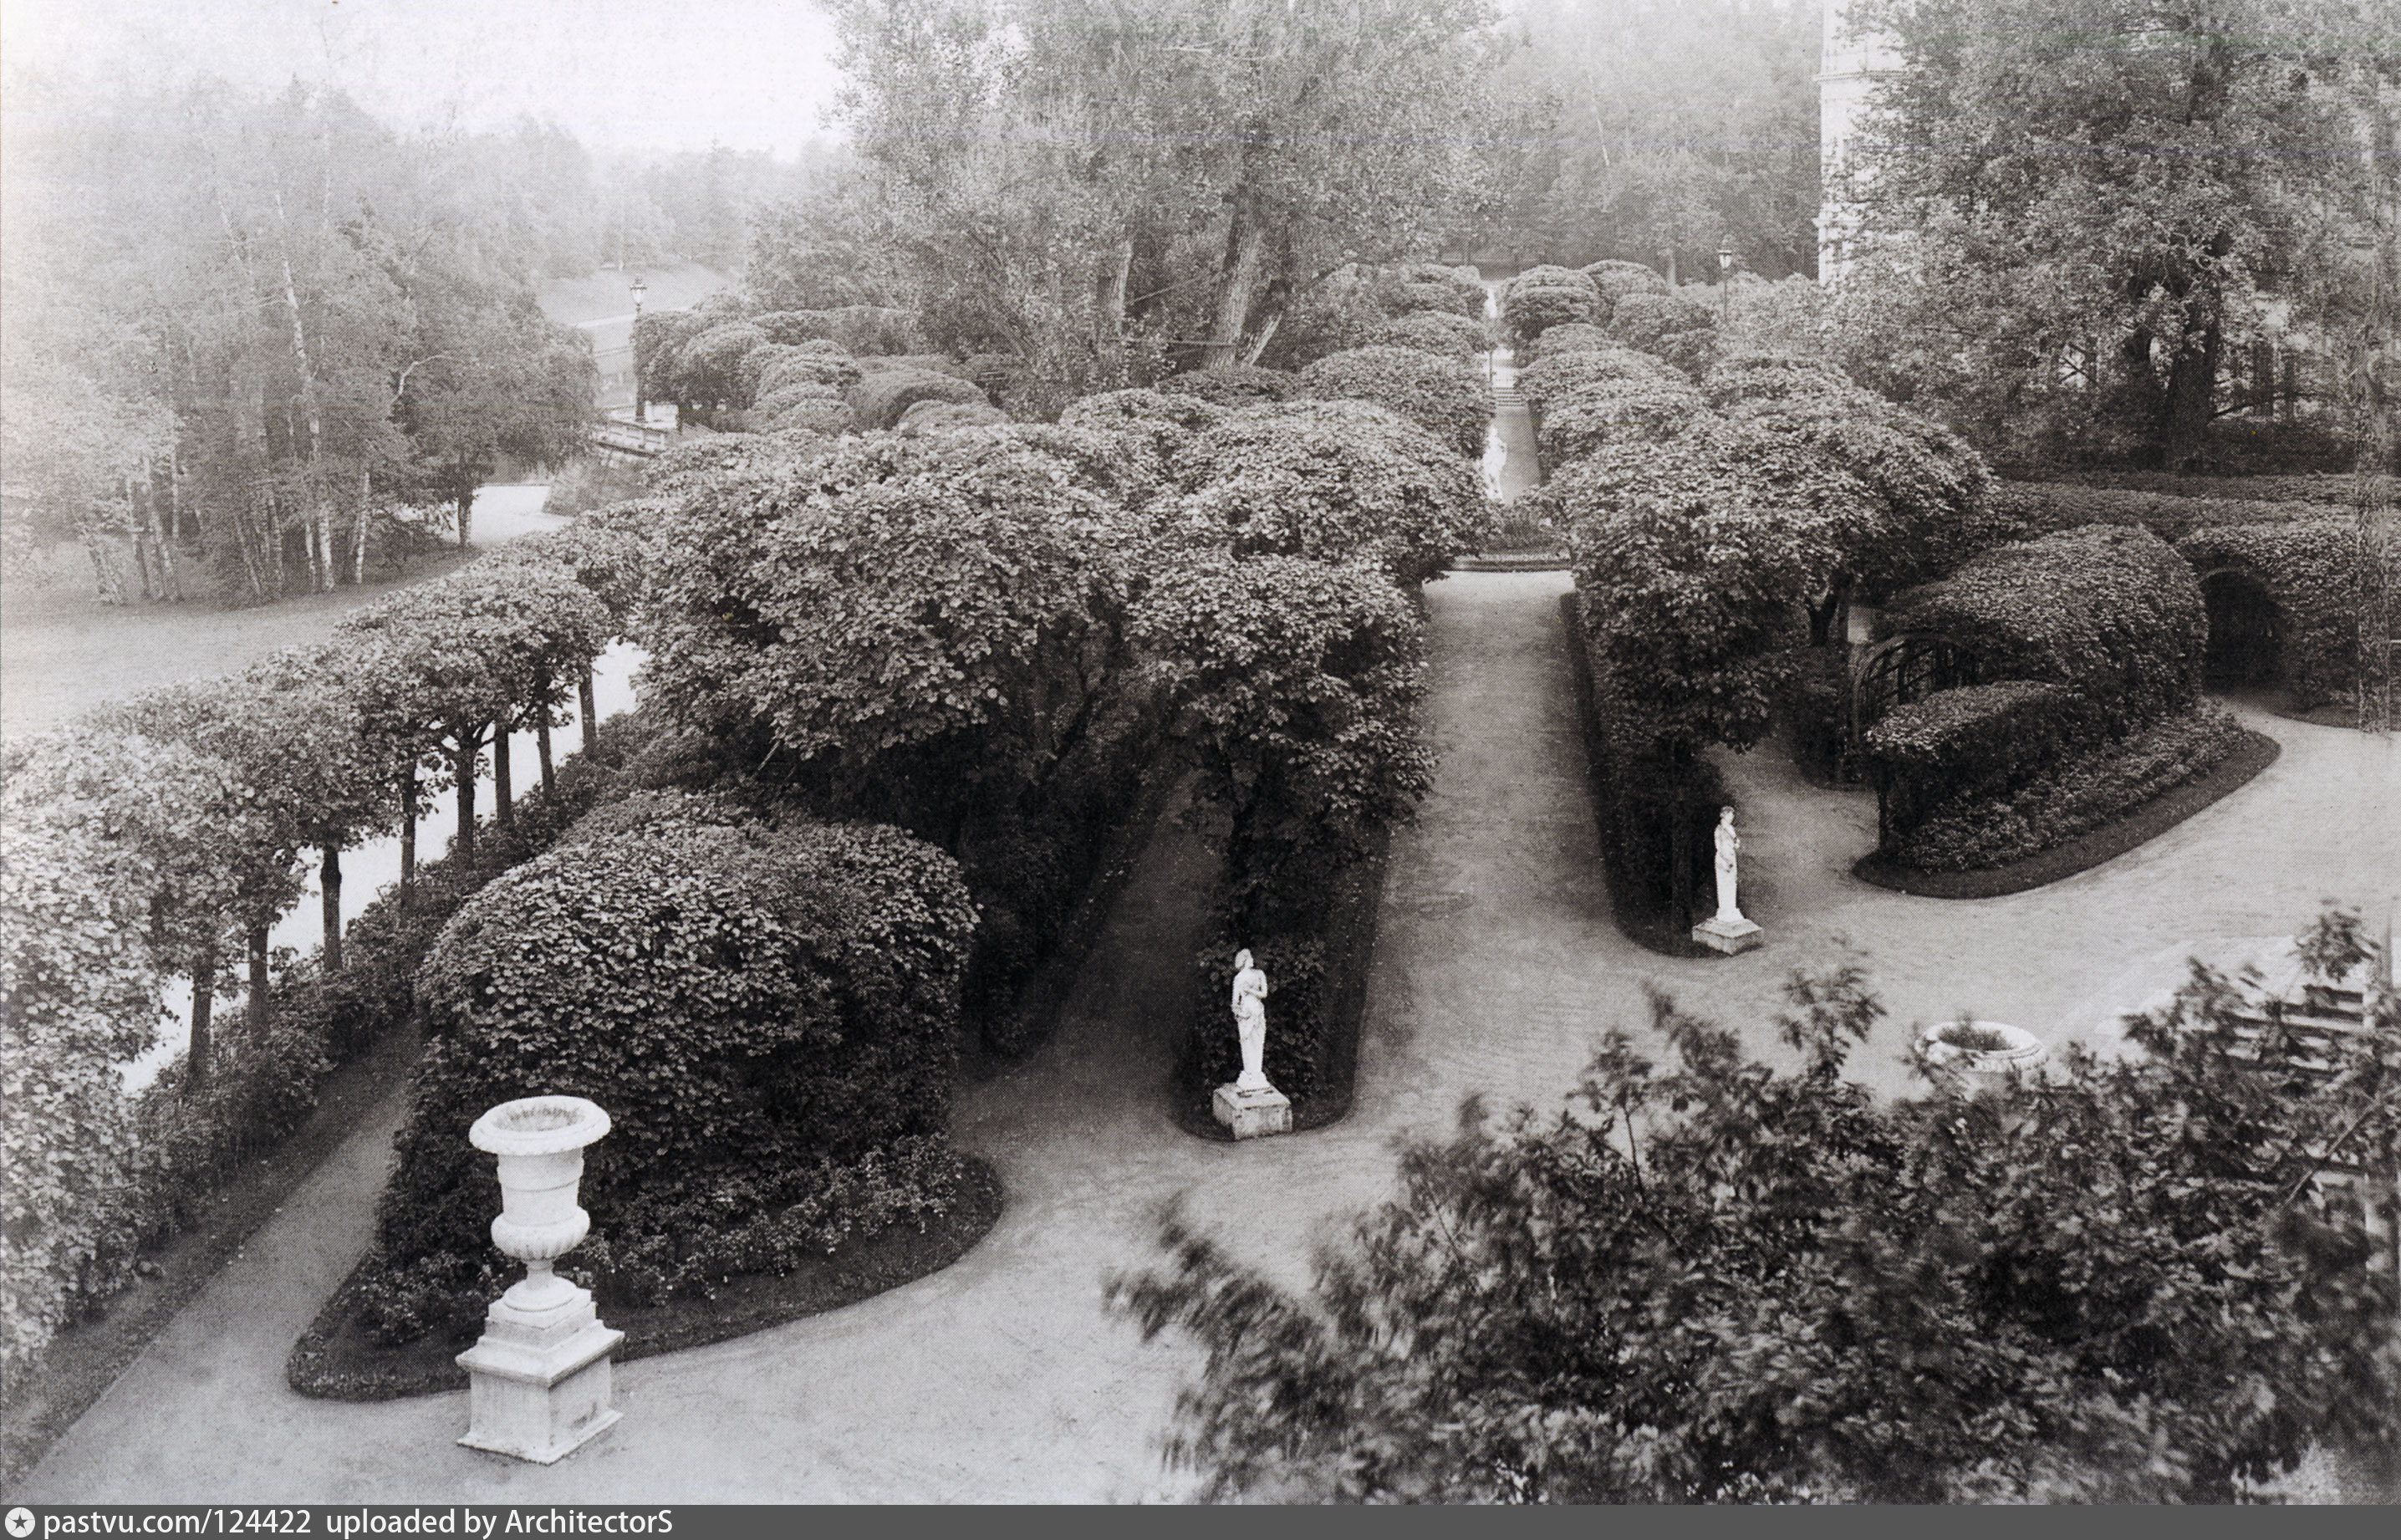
23;569;2398;1502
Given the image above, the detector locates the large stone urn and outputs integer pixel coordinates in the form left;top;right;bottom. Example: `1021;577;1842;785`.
456;1095;624;1464
1922;1021;2047;1095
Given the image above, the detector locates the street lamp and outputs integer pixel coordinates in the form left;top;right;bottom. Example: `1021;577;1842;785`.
1716;246;1736;328
630;277;648;425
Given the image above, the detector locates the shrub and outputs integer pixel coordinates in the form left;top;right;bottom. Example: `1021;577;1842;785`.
1169;400;1491;585
1367;309;1489;362
2177;518;2361;706
1649;326;1723;378
1536;375;1706;472
1896;706;2248;870
1863;681;2101;847
1986;481;2337;545
363;813;978;1326
1703;352;1853;412
1520;322;1611;365
1298;345;1494;458
1581;258;1670;303
1160;365;1302;407
539;456;650;519
896;400;1012;434
1499;266;1602;349
1604;292;1715;353
1059;388;1227;434
1882;524;2208;737
754;345;864;397
663;321;772;408
1376;263;1488;319
845;369;987;431
1254;272;1389;370
1515;344;1685;420
753;306;920;355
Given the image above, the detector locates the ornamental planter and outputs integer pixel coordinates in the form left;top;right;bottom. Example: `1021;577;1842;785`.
1922;1021;2047;1095
456;1096;623;1465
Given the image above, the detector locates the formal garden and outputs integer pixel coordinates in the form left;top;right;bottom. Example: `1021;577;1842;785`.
3;0;2398;1509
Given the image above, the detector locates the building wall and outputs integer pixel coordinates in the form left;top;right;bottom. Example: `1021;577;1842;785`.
1816;0;1899;283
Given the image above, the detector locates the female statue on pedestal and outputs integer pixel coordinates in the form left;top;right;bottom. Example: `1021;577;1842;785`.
1713;806;1745;925
1231;949;1270;1089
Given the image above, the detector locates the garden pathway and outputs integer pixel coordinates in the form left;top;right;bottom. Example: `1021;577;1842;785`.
22;571;2398;1502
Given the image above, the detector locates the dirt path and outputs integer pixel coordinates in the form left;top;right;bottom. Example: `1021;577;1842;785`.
23;570;2398;1501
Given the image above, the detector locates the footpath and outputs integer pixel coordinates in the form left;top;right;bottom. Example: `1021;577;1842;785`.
23;571;2398;1502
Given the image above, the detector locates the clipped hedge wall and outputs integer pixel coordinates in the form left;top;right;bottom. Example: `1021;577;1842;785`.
1986;482;2337;544
1521;322;1612;365
359;811;978;1332
1894;706;2249;872
1516;344;1685;421
2177;518;2361;707
1377;263;1488;319
1862;681;2099;850
1605;292;1715;353
1298;344;1494;457
1882;524;2207;737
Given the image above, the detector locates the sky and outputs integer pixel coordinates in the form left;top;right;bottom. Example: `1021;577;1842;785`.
0;0;851;156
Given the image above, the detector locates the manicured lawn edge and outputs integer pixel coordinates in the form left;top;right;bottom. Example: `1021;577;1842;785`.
1852;728;2281;900
1169;827;1394;1143
285;1156;1004;1401
0;1022;426;1489
1559;590;1715;959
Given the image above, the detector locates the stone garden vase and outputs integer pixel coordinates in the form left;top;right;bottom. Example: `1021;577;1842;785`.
469;1095;611;1310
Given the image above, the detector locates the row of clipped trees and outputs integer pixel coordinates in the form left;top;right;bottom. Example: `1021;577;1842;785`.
0;522;645;1378
325;288;1498;1344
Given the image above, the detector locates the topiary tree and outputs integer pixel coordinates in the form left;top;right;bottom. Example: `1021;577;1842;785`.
1169;400;1491;584
360;809;978;1328
1297;344;1495;457
1499;265;1603;349
1131;553;1435;926
1111;917;2401;1502
1365;309;1491;362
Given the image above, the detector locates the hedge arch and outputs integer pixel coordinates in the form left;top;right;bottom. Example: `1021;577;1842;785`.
1850;631;1985;751
2197;568;2287;690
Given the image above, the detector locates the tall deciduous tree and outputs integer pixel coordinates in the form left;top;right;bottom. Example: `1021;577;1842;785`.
1841;0;2394;465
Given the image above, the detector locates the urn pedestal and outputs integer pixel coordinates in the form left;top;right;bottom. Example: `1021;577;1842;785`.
1212;1082;1292;1140
456;1096;623;1465
1922;1021;2047;1095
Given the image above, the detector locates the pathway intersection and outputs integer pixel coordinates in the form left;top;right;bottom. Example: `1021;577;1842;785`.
23;571;2398;1502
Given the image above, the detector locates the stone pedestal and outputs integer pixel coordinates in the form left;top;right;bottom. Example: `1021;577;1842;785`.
1691;915;1764;955
456;1275;624;1465
1212;1083;1292;1140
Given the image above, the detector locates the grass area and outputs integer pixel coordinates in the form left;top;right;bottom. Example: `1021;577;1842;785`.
1853;729;2281;900
286;1160;1004;1401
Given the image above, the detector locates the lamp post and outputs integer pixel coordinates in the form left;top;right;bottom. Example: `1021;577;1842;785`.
1716;246;1736;329
629;277;648;425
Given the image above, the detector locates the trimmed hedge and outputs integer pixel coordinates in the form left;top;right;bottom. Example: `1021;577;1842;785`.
1500;266;1603;349
357;810;978;1334
2177;518;2360;707
1894;706;2249;872
1582;259;1671;303
1367;309;1490;362
846;369;988;432
1170;400;1492;585
1377;263;1487;319
1521;323;1613;365
1536;375;1706;473
1882;524;2207;737
896;400;1012;434
1605;292;1715;352
1986;481;2337;544
1863;681;2099;849
1517;344;1686;422
755;345;864;396
1298;344;1494;458
1997;467;2377;506
1160;365;1302;407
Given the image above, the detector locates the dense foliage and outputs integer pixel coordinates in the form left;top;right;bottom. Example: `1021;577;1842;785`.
1882;525;2208;737
360;809;977;1328
1297;345;1494;457
1113;920;2401;1501
1498;265;1603;349
2178;518;2362;706
1894;706;2252;871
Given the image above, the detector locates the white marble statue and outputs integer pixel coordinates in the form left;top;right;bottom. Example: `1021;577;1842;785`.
1231;948;1270;1090
1712;806;1746;925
